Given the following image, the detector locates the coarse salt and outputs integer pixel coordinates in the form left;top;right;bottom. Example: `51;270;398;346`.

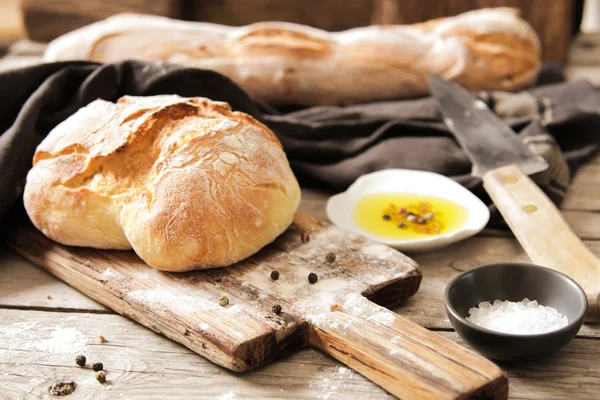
466;298;568;335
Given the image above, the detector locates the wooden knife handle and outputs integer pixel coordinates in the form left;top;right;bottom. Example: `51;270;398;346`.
307;295;508;400
483;164;600;321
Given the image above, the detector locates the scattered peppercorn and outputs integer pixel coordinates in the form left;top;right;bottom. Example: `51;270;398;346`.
397;223;406;229
46;295;52;300
98;335;106;344
301;232;310;243
270;270;280;280
382;214;391;221
399;208;408;214
92;362;103;372
49;382;76;396
272;304;282;315
325;252;336;263
96;370;107;384
75;355;86;367
308;272;318;284
218;296;229;306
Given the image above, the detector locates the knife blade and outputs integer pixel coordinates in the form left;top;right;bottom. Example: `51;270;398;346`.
429;74;600;322
428;74;548;176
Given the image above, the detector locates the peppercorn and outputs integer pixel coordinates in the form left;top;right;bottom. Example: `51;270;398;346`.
397;223;406;229
218;296;229;306
270;270;280;280
92;362;103;372
272;304;282;315
399;208;408;214
96;370;107;384
308;272;318;284
325;252;336;263
301;232;310;243
382;214;391;221
75;355;86;367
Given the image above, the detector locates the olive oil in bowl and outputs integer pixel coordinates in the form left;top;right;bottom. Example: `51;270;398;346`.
353;193;469;240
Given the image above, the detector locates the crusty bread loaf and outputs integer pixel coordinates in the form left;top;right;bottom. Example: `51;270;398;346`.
23;95;301;271
43;8;541;106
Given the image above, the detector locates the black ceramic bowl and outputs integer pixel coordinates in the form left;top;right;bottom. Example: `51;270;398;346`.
444;263;587;361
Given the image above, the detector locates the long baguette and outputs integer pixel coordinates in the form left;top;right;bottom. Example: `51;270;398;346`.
44;8;541;106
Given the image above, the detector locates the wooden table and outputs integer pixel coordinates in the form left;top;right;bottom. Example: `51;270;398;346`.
2;35;600;400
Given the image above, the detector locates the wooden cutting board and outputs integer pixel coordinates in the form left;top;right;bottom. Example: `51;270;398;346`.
6;211;508;400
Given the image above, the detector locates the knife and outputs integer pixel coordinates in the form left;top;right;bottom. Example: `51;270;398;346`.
429;74;600;322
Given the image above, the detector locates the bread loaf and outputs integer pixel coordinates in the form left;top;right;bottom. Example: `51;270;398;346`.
23;95;301;271
43;8;541;106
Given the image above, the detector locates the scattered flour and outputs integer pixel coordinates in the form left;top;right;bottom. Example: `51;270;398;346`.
360;244;397;260
0;321;39;337
217;390;236;400
34;327;86;353
466;298;569;334
366;311;395;327
308;365;367;400
128;287;216;314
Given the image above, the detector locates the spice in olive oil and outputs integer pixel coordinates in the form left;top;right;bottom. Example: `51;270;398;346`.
353;193;468;240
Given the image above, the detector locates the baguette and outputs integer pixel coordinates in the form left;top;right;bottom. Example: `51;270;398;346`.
44;8;541;106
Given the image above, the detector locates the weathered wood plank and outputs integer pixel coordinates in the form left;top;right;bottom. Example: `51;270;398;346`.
563;163;600;210
0;246;107;312
0;308;394;399
568;32;600;67
0;309;598;400
2;233;599;340
441;331;600;400
4;215;512;399
21;0;183;42
193;0;374;31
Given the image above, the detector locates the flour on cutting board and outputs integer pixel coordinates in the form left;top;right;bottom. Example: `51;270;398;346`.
128;286;218;314
360;244;397;260
117;225;414;347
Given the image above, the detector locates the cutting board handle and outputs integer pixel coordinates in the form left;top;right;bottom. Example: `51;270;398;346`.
307;295;508;400
483;164;600;321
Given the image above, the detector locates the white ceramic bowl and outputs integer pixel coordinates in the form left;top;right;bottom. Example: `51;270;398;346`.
326;169;490;252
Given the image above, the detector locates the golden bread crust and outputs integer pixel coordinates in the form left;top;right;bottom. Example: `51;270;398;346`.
24;95;301;271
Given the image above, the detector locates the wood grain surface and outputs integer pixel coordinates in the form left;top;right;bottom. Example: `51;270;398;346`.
4;211;512;399
192;0;374;31
21;0;182;42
